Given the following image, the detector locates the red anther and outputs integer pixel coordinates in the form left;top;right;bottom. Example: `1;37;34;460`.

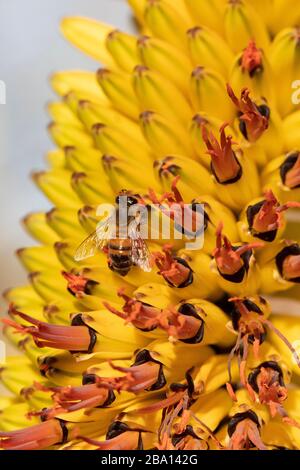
103;291;161;331
152;246;192;287
149;178;200;234
44;383;112;414
228;418;267;450
252;190;280;232
149;188;176;205
158;307;202;341
107;360;162;393
228;297;300;388
3;308;92;351
149;177;184;207
214;226;243;275
62;271;92;296
148;189;178;222
158;394;213;450
214;224;262;276
0;419;67;450
241;40;263;75
227;299;266;383
252;190;300;233
255;367;288;417
150;177;186;207
227;84;269;142
285;154;300;189
202;123;241;183
230;298;265;341
160;394;189;443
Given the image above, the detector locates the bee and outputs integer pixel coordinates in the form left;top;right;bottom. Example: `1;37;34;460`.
74;191;151;276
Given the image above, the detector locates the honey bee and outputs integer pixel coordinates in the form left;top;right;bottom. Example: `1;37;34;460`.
74;191;151;276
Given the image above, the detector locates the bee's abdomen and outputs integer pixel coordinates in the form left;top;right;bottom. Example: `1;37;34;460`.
108;239;132;276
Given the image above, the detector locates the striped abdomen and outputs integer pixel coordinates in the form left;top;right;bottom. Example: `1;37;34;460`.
108;238;133;276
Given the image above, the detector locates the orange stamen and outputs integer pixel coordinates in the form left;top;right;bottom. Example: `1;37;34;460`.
0;419;68;450
228;417;267;450
227;85;269;142
251;190;300;234
213;224;263;276
202;123;241;183
106;357;163;393
241;40;263;75
152;246;192;287
103;289;161;331
158;307;202;342
62;271;96;297
3;307;93;352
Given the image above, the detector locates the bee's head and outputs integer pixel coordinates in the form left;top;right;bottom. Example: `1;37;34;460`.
116;190;139;207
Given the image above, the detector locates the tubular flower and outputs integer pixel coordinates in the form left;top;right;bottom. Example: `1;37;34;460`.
2;0;300;451
79;421;147;450
238;190;300;243
34;381;115;415
227;84;270;143
3;307;96;352
103;289;162;331
240;40;263;77
152;245;194;288
227;410;267;451
0;419;76;450
202;123;242;184
248;362;289;417
230;297;299;352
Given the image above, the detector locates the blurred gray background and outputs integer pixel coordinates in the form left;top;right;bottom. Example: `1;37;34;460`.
0;0;133;367
0;0;133;294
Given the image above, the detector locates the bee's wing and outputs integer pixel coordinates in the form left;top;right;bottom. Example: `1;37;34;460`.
74;218;112;261
128;222;152;272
